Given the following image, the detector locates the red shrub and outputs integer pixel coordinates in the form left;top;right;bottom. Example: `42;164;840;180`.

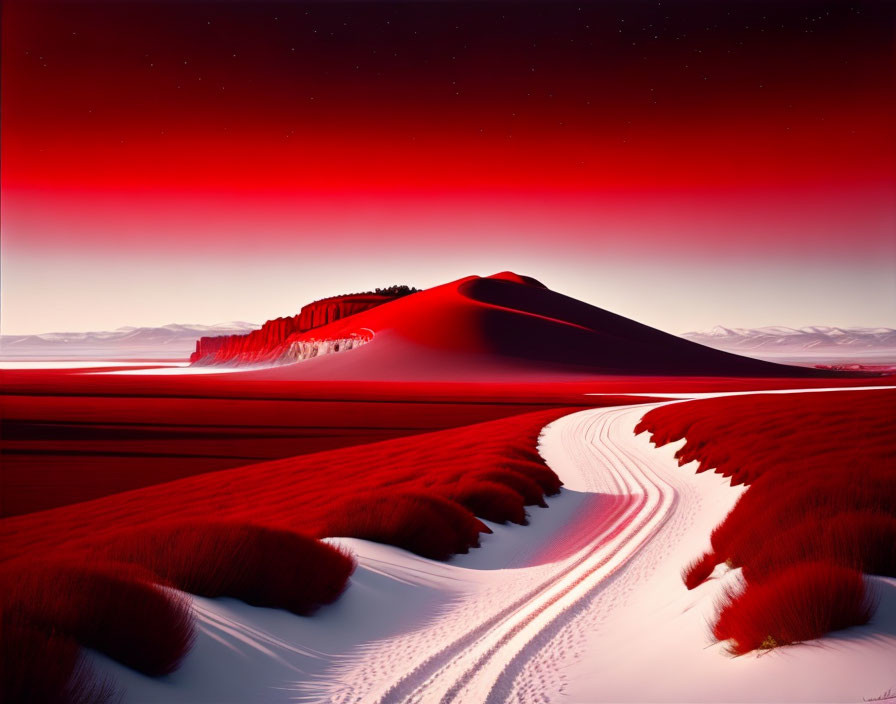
0;613;119;704
448;481;528;525
504;446;546;465
1;560;195;676
507;459;564;495
401;490;492;549
457;450;562;502
682;551;718;590
716;467;895;569
713;562;874;654
743;512;896;584
103;522;356;615
322;492;488;560
467;469;546;508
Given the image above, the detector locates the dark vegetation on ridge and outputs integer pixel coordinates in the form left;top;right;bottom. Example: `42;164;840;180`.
636;388;896;654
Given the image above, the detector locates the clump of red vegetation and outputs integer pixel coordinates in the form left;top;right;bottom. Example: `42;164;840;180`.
103;522;356;615
468;469;547;508
1;407;569;700
636;388;895;652
449;481;529;526
324;491;492;560
742;511;896;585
1;560;195;676
712;562;875;654
681;551;719;590
504;458;565;496
1;616;119;704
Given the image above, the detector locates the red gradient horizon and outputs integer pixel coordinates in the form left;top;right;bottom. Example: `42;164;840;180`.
2;1;894;335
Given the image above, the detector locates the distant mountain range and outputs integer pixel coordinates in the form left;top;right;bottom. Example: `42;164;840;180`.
0;322;259;359
683;326;896;360
3;313;894;367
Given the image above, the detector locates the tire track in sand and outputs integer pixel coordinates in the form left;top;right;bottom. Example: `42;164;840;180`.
309;404;676;704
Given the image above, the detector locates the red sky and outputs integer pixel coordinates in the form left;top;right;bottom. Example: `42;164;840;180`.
2;1;894;334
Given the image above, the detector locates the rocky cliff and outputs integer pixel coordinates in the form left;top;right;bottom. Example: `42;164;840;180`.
190;290;414;365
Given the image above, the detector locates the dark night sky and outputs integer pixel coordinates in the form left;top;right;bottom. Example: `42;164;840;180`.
2;1;894;333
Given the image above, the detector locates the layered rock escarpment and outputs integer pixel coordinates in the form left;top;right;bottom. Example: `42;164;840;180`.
280;334;371;363
190;288;416;365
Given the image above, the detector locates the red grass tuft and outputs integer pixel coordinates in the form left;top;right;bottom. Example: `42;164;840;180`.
504;445;546;465
507;459;564;495
713;466;895;569
103;522;356;615
448;481;528;525
713;561;875;654
1;559;194;676
681;551;718;590
463;450;563;499
742;511;896;584
467;469;546;507
1;613;120;704
322;492;488;560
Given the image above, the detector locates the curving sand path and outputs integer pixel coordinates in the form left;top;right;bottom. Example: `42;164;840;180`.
310;405;676;704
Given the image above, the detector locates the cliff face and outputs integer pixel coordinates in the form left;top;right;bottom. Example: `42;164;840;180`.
190;293;400;365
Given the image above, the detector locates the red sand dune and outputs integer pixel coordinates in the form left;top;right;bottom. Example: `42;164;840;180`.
636;388;896;652
193;272;861;379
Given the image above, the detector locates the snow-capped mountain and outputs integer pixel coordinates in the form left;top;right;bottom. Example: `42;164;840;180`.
0;322;259;359
682;326;896;360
